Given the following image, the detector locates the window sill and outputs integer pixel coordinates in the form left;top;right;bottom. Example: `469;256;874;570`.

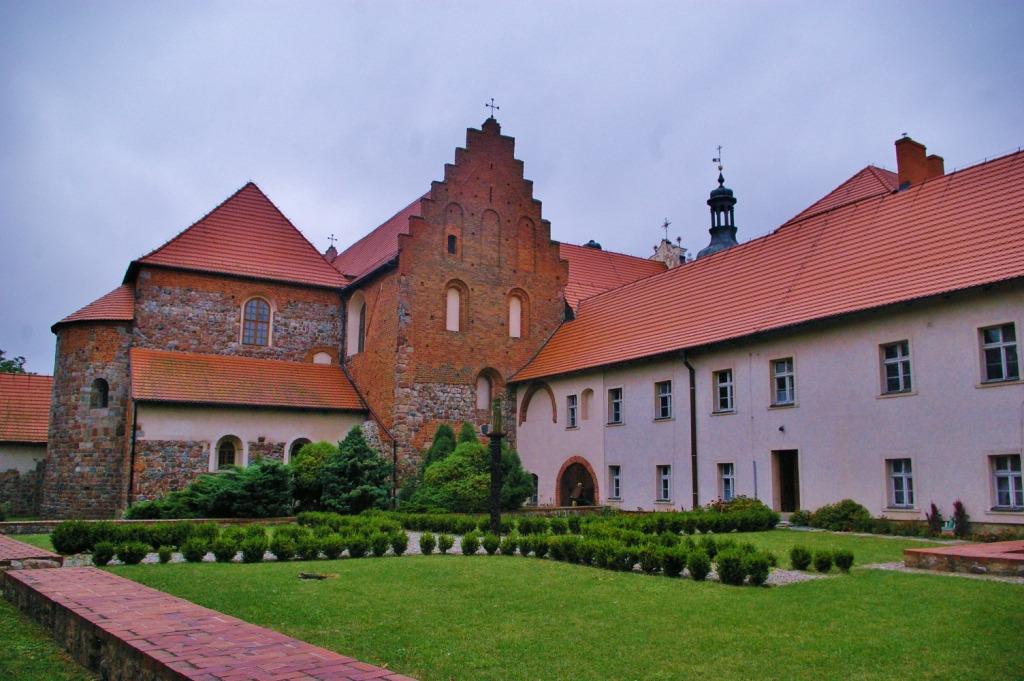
878;390;916;400
884;506;919;513
977;378;1022;389
769;402;797;410
607;497;622;502
606;422;624;428
654;500;673;505
565;425;579;431
711;409;736;416
653;417;674;423
987;507;1024;514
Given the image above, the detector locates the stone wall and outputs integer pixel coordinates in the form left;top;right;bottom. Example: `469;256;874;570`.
247;440;285;462
0;461;44;517
131;440;209;501
133;267;342;362
42;322;133;518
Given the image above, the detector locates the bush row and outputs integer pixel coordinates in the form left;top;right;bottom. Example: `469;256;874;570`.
788;545;855;573
51;520;220;555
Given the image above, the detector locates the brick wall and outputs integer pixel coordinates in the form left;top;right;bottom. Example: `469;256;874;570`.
248;440;285;462
42;322;133;518
131;440;209;501
133;267;342;362
0;461;44;517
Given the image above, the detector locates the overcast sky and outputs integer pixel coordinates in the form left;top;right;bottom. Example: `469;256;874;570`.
2;1;1022;374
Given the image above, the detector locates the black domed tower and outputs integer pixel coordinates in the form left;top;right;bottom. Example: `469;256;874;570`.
696;169;739;259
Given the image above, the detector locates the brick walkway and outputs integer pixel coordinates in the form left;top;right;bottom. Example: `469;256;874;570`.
5;567;415;680
0;533;62;567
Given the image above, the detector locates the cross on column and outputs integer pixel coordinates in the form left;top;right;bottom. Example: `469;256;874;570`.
484;97;500;118
662;218;671;242
327;233;338;247
713;145;723;171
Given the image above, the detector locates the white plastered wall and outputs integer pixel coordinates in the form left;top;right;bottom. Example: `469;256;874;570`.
0;442;46;473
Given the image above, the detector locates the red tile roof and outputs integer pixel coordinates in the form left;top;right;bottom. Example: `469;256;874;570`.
331;196;423;280
784;165;898;225
130;348;365;411
0;373;52;444
133;183;347;289
55;285;135;328
515;151;1024;382
559;243;667;309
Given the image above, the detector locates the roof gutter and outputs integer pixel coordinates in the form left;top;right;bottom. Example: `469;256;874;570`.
683;351;699;510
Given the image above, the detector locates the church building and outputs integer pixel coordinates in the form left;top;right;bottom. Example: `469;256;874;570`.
6;117;1022;526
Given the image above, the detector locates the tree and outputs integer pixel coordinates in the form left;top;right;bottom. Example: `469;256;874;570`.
398;424;455;503
457;421;478;444
0;350;26;374
320;426;390;514
291;441;338;510
408;438;534;513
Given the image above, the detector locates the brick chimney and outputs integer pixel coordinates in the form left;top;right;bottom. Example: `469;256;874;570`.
895;136;945;188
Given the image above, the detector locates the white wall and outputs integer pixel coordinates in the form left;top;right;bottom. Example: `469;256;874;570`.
0;442;46;473
516;284;1024;524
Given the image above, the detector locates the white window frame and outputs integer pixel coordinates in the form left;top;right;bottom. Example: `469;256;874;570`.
607;387;623;425
655;380;672;420
772;357;795;406
657;465;672;502
981;323;1019;382
886;458;914;508
714;369;734;412
608;465;621;500
566;394;578;429
881;341;912;394
719;462;735;501
992;454;1023;510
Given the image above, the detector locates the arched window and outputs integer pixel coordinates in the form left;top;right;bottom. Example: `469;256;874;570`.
288;438;311;463
447;234;458;254
476;373;492;410
312;352;332;365
215;435;241;470
90;378;109;409
446;286;461;332
242;298;271;346
357;302;366;352
509;295;523;338
346;291;367;357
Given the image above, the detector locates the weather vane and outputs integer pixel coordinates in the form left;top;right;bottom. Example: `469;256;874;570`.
712;145;723;172
662;218;671;242
485;97;500;118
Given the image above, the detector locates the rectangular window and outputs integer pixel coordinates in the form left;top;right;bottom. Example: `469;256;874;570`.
881;341;912;393
657;465;672;502
992;455;1023;509
719;463;735;501
608;465;621;500
655;380;672;420
714;369;734;412
566;394;578;428
887;458;914;508
772;357;795;405
607;388;623;425
981;324;1019;382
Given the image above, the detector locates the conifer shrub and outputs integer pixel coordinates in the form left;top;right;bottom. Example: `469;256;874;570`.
460;533;479;555
517;516;549;535
518;534;535;558
549;518;569;535
437;534;454;554
418;532;436;555
926;503;944;537
370;532;391;557
390;532;409;556
577;539;599;565
92;541;116;566
51;520;93;555
687;549;711;581
532;535;550;559
638;545;662;574
296;535;321;561
321;427;391;514
662;547;688;577
240;536;267;563
813;550;833;573
499;532;518;556
699;534;718;560
567;515;582;534
270;535;297;561
181;538;209;563
744;552;772;586
117;541;149;565
611;544;633;571
291;441;338;511
809;499;872;532
789;545;812;571
789;509;812;526
833;549;855;572
320;534;345;560
716;549;747;585
347;535;368;558
952;499;970;539
212;537;238;563
481;533;500;555
157;545;173;563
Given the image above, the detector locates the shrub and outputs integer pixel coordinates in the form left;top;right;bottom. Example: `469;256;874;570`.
156;545;173;563
240;536;267;563
461;533;480;555
190;522;219;543
52;520;93;555
744;552;772;586
270;535;297;561
789;545;812;571
181;538;209;563
638;545;662;574
813;550;833;573
92;541;116;566
117;541;149;565
481;533;500;555
390;532;409;557
347;535;368;558
499;533;518;556
419;532;436;555
662;547;687;577
532;535;550;559
926;503;944;537
700;534;718;560
567;515;582;534
517;516;549;535
518;535;535;558
716;549;747;586
809;499;872;532
687;550;711;581
952;499;970;539
833;549;855;572
370;532;391;557
296;535;321;561
577;539;598;565
789;509;812;526
320;427;391;515
458;421;478;443
212;537;238;563
291;441;339;511
549;518;569;535
408;439;534;513
320;534;345;560
437;534;454;554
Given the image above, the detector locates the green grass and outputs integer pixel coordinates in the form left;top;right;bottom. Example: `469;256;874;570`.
725;528;946;565
111;532;1024;681
14;534;55;552
0;598;95;680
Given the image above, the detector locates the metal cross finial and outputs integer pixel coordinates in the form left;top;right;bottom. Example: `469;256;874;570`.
662;218;672;242
712;145;723;172
327;233;338;247
485;97;500;118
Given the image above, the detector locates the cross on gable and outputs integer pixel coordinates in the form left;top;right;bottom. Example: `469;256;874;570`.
485;97;500;118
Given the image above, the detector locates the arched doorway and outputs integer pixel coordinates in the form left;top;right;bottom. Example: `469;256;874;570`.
557;457;598;506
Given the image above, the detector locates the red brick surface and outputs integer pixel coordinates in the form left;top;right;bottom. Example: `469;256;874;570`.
5;567;415;680
904;540;1024;577
0;534;61;564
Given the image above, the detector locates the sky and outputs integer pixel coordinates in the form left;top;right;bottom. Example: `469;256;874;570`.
2;1;1022;374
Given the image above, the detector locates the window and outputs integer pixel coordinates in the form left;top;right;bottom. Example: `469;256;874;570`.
655;381;672;420
607;387;623;424
566;394;578;428
445;286;461;332
530;474;539;505
312;351;332;365
992;455;1023;510
657;465;672;502
719;463;735;501
447;234;458;254
772;357;795;405
714;369;734;412
981;324;1019;382
476;373;492;410
356;303;366;353
346;292;366;357
216;437;239;470
608;465;621;499
881;341;912;393
509;295;523;338
288;438;311;462
242;298;271;346
89;378;109;409
887;458;914;508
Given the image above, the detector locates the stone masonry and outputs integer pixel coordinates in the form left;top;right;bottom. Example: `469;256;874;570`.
0;461;44;517
131;440;209;502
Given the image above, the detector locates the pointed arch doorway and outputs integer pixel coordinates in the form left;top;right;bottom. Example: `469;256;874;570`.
556;456;598;506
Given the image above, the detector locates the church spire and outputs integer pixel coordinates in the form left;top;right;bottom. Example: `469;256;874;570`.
696;147;739;259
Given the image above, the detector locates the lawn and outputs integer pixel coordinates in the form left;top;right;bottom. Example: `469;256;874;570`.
110;530;1024;681
15;534;55;552
725;528;947;565
0;598;95;680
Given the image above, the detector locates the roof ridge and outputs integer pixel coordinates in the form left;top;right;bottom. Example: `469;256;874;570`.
337;194;426;259
560;241;664;265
